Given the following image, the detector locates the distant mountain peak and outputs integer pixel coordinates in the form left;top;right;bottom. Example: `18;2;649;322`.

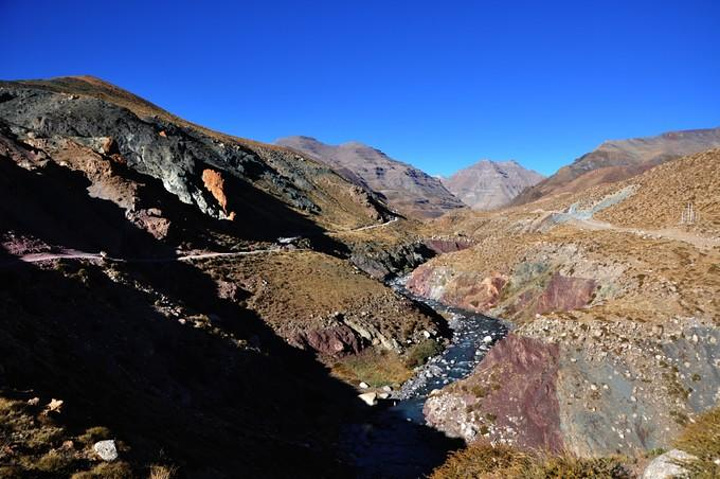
443;158;544;211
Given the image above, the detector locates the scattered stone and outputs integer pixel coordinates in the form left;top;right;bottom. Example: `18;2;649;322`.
359;382;369;389
45;398;63;413
483;335;493;343
642;449;695;479
93;440;118;461
358;392;378;406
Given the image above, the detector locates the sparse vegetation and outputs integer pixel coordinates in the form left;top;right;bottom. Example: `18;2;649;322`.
430;443;631;479
404;339;443;368
332;350;412;387
0;396;128;477
674;405;720;478
149;464;177;479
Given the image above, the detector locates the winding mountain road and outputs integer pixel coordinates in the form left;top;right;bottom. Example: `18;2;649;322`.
5;216;402;267
570;217;720;249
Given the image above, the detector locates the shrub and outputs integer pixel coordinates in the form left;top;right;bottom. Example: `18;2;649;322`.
674;405;720;478
149;464;177;479
35;450;73;473
404;339;443;368
332;350;412;387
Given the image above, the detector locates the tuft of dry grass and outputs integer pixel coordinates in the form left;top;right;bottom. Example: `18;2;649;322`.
331;350;412;387
149;464;177;479
674;405;720;478
430;443;631;479
71;462;134;479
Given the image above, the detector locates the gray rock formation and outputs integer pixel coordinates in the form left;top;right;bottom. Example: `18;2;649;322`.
93;440;118;461
442;159;543;210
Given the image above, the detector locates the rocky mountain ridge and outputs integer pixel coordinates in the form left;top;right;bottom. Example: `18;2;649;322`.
514;126;720;205
276;135;466;218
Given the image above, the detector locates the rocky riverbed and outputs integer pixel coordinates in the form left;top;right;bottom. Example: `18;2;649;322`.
340;276;509;478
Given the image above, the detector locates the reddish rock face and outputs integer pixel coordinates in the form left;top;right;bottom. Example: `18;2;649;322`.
201;168;234;219
537;273;596;314
294;326;363;356
513;273;597;317
425;334;563;452
424;238;474;254
406;265;507;313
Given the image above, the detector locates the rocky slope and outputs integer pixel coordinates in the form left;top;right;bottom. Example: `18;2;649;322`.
513;126;720;205
409;149;720;458
442;159;544;210
276;136;466;218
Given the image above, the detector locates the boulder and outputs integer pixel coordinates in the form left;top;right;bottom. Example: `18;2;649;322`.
93;439;118;461
358;392;378;406
643;449;695;479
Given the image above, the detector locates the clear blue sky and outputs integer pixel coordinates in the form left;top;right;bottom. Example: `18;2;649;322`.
2;0;719;176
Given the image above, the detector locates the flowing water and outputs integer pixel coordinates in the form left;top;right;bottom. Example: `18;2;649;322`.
341;277;509;478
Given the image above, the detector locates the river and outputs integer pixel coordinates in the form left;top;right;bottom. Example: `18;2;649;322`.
340;276;509;478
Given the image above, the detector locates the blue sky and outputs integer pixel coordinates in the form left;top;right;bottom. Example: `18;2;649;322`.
2;0;719;176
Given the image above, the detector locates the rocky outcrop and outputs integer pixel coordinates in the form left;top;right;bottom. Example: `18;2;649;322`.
423;237;475;254
442;159;544;210
424;334;563;452
276;136;466;218
295;325;363;356
406;266;506;312
201;169;234;220
513;273;597;317
349;241;436;280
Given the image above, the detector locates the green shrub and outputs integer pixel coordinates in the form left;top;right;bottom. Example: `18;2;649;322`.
404;339;443;368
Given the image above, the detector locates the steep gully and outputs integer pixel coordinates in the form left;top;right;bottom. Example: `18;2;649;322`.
340;276;509;478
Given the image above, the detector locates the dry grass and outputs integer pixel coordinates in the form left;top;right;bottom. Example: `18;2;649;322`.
149;464;177;479
673;405;720;478
597;148;720;236
0;396;131;477
331;350;413;387
430;443;631;479
71;462;134;479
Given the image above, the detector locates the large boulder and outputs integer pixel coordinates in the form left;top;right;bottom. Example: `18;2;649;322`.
642;449;695;479
93;439;118;461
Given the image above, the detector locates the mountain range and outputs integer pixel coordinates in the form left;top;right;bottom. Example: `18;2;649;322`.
513;126;720;205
